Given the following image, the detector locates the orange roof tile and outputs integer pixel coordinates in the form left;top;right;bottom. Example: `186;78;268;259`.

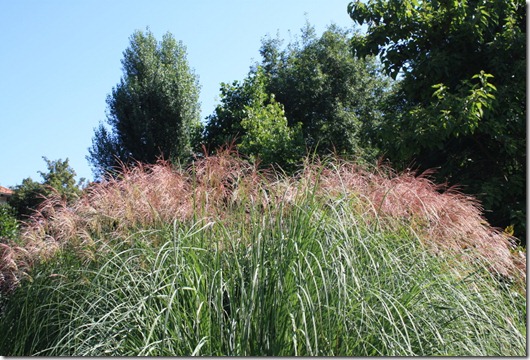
0;186;14;195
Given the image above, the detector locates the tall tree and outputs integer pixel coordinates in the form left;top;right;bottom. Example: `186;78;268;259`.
348;0;526;241
88;29;201;177
204;24;390;163
261;23;390;158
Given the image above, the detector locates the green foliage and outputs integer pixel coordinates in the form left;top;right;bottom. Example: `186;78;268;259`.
203;67;304;171
260;23;390;158
240;95;303;170
0;204;18;242
348;0;526;241
204;24;390;163
239;68;304;169
9;158;82;219
39;157;83;203
203;74;264;152
88;28;201;178
8;177;45;219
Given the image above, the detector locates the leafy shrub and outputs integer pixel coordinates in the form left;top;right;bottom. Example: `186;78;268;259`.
0;204;18;242
9;158;83;219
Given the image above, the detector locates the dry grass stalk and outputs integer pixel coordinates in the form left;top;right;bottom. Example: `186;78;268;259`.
311;159;524;281
0;153;525;296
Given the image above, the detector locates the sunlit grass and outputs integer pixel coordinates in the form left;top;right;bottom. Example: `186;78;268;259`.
0;154;526;355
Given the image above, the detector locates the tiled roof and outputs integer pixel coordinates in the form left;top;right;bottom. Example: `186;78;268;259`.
0;186;13;195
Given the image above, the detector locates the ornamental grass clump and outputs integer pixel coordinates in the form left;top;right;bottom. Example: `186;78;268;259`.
306;159;525;284
0;152;526;356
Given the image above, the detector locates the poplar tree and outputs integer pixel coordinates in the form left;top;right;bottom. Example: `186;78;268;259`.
88;29;201;177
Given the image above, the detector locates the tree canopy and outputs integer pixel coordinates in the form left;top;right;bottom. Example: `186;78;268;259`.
348;0;526;241
203;24;390;167
88;29;201;178
260;24;390;158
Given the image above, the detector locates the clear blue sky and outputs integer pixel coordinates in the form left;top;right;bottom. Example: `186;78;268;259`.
1;0;357;188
